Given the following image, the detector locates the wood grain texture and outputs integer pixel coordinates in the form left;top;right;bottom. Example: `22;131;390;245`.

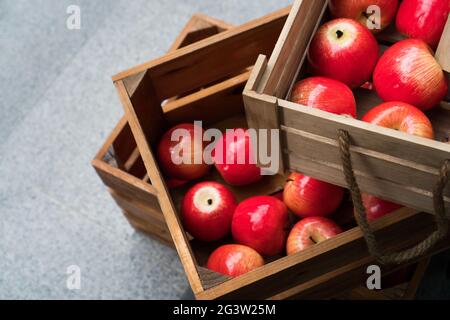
195;209;448;300
112;7;290;84
93;13;236;281
244;0;450;216
116;79;205;294
436;15;450;73
260;0;327;97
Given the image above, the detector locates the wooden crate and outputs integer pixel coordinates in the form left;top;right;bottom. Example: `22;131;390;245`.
244;0;450;270
113;5;450;300
92;13;234;247
337;257;430;300
244;0;450;216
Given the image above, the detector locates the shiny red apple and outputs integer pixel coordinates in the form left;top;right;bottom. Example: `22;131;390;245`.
373;39;448;111
329;0;399;33
396;0;450;50
291;77;357;118
283;173;345;218
286;217;343;255
206;244;264;277
157;123;210;181
308;18;379;88
361;193;403;222
232;196;289;256
182;181;237;242
213;128;262;186
362;101;434;139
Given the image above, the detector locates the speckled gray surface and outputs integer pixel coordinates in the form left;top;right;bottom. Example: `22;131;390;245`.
1;0;449;300
0;0;292;299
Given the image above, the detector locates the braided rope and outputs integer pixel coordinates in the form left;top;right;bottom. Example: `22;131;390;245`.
337;129;449;265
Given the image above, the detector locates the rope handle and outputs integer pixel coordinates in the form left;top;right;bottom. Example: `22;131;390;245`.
337;129;449;265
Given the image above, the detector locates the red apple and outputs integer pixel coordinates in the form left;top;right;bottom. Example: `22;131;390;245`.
232;196;289;256
286;217;343;255
157;123;210;181
283;173;345;218
362;101;434;139
206;244;264;277
396;0;450;50
272;191;284;201
373;39;448;111
361;193;403;222
308;18;379;88
213;128;262;186
182;181;237;242
166;177;188;189
330;0;399;33
291;77;357;118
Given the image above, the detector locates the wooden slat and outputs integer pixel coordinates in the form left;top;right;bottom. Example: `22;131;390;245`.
278;100;450;215
92;159;160;210
163;71;249;127
282;128;450;198
110;189;166;226
402;257;431;300
244;56;284;174
115;79;204;295
259;0;327;97
197;209;449;300
113;8;290;100
436;15;450;73
123;210;174;248
286;153;450;217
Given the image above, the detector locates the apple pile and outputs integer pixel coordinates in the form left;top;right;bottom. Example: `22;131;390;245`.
153;0;449;279
292;0;448;224
156;123;352;277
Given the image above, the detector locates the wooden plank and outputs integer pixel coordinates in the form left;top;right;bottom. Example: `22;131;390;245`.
191;13;234;32
260;0;327;98
436;15;450;73
286;153;450;217
277;99;450;214
402;257;431;300
113;8;290;101
110;189;166;226
115;79;204;295
92;159;160;210
196;208;448;300
279;100;450;170
123;210;174;248
163;71;249;127
282;249;443;300
113;7;290;81
282;128;450;198
243;56;284;174
244;91;284;175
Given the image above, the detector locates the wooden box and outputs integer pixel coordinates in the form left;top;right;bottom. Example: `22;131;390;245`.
244;0;450;269
92;13;233;247
244;0;450;216
113;5;449;299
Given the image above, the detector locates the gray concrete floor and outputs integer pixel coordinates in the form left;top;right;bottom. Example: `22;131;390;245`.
0;0;292;299
1;0;448;300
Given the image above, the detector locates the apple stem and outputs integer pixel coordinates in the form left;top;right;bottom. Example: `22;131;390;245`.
336;30;344;39
309;236;317;244
207;199;213;205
